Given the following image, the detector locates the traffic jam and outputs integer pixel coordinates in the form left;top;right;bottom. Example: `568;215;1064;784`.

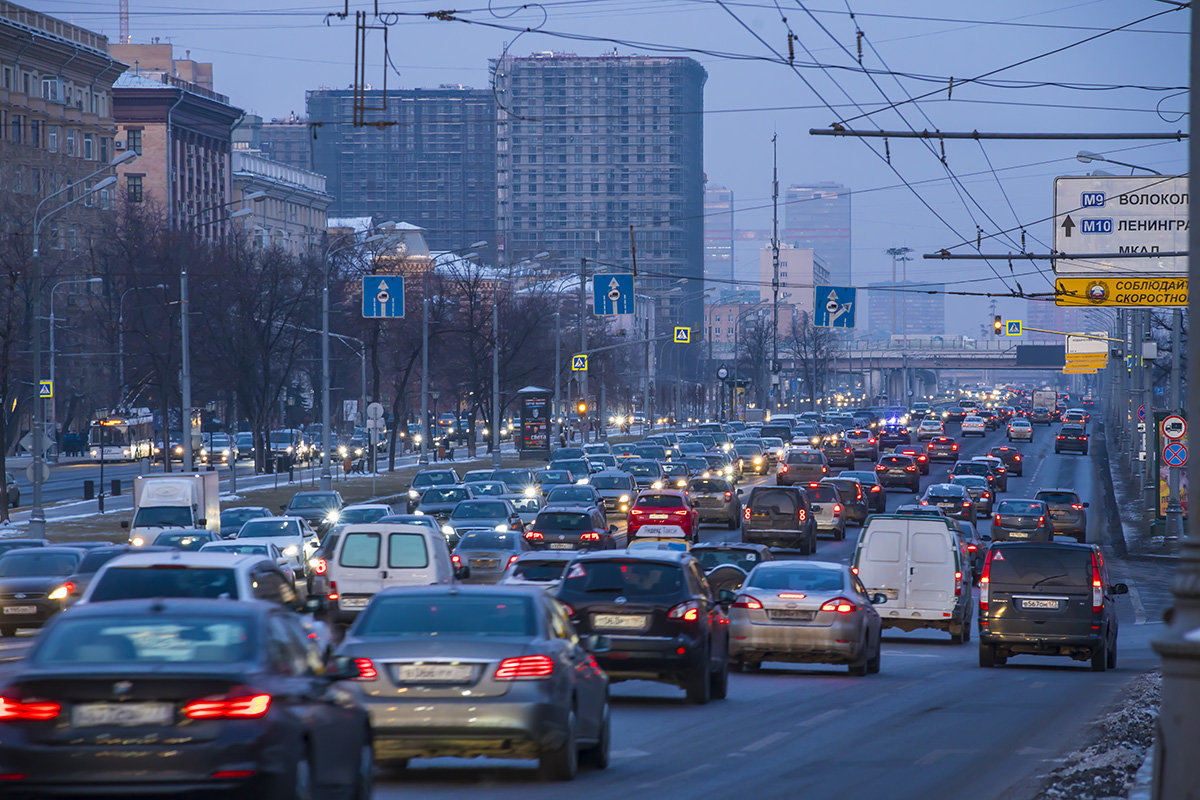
0;389;1136;797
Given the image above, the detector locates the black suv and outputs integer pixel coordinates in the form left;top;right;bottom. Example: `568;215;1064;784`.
558;550;731;704
978;542;1127;670
1055;424;1089;455
875;453;921;492
989;445;1024;477
741;485;818;553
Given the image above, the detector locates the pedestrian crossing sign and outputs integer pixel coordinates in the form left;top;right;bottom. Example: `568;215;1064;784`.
674;327;691;344
572;354;588;371
38;380;53;399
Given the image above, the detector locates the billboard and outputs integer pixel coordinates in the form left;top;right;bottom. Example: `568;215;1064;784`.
519;390;552;459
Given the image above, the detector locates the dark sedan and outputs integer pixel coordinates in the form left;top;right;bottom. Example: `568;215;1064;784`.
280;490;344;534
452;530;531;584
926;436;960;462
991;499;1055;542
336;585;610;780
1055;424;1090;455
0;547;85;637
524;506;621;551
894;443;931;475
839;470;887;513
878;425;912;447
990;445;1025;477
0;539;47;559
413;485;474;524
0;598;371;797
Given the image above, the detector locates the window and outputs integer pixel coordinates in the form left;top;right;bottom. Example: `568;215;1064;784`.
126;174;143;203
387;533;428;568
10;114;21;144
65;128;75;155
339;532;380;568
47;125;57;153
40;76;59;102
126;128;142;155
83;133;95;160
99;136;109;163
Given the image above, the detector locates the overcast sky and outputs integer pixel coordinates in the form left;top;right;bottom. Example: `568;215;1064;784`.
40;0;1189;334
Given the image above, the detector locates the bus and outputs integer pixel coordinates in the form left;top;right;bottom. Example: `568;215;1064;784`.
87;408;155;461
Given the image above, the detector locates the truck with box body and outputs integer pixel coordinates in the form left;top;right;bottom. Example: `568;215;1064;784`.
121;473;220;545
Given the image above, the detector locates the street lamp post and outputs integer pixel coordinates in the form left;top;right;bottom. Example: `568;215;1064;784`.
118;283;167;401
49;277;103;456
492;302;501;468
28;154;132;538
1076;151;1164;176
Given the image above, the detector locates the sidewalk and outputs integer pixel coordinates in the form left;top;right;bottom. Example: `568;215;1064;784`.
1098;420;1179;561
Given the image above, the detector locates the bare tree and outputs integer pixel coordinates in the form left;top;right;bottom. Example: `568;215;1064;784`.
786;311;840;410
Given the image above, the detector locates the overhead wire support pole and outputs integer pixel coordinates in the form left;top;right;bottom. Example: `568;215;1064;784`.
809;129;1188;141
770;133;780;407
923;251;1189;260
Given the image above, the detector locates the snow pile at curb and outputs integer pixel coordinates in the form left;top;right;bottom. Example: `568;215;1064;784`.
1035;671;1161;800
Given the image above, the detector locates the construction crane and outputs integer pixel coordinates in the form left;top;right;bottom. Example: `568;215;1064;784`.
119;0;130;44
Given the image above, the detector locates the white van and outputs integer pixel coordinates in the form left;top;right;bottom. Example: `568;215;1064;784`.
323;523;461;625
851;515;972;643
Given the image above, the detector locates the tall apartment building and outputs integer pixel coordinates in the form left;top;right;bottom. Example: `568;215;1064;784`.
234;112;312;171
756;244;829;318
1025;299;1086;342
109;43;242;240
306;86;496;260
784;182;851;286
0;2;125;243
868;280;946;338
704;183;734;286
492;51;708;334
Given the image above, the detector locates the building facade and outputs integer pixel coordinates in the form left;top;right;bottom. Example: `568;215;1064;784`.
234;112;312;171
756;244;829;316
492;51;708;334
232;149;332;256
306;86;496;260
867;280;946;338
704;182;734;286
784;182;851;286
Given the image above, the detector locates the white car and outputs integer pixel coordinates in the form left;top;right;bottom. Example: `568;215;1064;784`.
916;419;945;441
233;516;320;575
1007;418;1034;442
961;416;987;437
199;540;298;585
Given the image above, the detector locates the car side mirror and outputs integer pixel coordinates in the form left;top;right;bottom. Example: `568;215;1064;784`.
303;596;327;614
1083;502;1090;508
196;518;207;527
1111;582;1129;595
324;654;362;681
279;504;287;512
871;593;887;605
609;525;618;534
120;520;130;529
454;565;471;580
718;588;736;606
810;504;822;513
583;634;612;655
736;488;744;495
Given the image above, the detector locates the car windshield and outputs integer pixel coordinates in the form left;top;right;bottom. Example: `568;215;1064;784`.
423;488;469;504
1037;492;1080;505
735;445;761;456
288;494;337;509
492;470;531;487
237;519;300;538
624;461;659;476
356;594;535;637
466;482;506;497
535;512;592;531
339;507;389;524
553;448;585;459
998;501;1044;515
90;567;240;601
636;493;684;509
988;547;1091;587
201;544;268;556
0;551;78;577
153;532;211;551
560;560;684;597
451;501;509;520
537;471;572;483
34;617;255;665
413;472;456;488
508;498;542;513
591;475;632;490
221;509;266;526
132;506;193;528
694;548;760;572
748;566;844;592
457;532;519;550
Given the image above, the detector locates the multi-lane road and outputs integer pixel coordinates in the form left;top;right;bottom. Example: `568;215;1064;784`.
367;420;1169;800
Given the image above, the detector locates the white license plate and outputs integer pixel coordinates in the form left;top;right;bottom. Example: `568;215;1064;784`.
638;525;684;537
339;596;370;609
1020;599;1061;610
648;514;668;520
548;543;574;550
593;613;647;630
471;559;498;569
2;605;36;615
72;702;173;727
1008;531;1030;539
767;609;815;621
395;663;474;683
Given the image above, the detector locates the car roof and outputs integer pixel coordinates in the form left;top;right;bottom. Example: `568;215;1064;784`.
57;596;275;619
992;540;1093;552
2;546;86;556
751;559;844;571
573;548;692;566
374;583;547;600
100;551;266;568
692;542;768;553
342;503;392;510
636;488;686;496
515;550;577;561
539;503;597;513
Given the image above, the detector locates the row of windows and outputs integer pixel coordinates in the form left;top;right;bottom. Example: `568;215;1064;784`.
0;109;111;160
0;62;110;117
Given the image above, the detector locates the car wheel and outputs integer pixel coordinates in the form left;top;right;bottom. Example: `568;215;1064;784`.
710;649;729;700
848;637;870;676
8;492;16;507
835;526;846;542
728;513;739;530
686;646;712;704
0;625;15;638
949;623;965;645
867;638;882;674
1083;448;1089;456
979;644;997;668
963;619;972;642
352;738;374;800
1107;636;1117;669
1091;640;1108;672
539;710;579;781
579;704;610;770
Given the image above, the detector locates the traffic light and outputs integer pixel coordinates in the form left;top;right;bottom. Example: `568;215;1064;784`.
993;315;1002;336
576;400;588;416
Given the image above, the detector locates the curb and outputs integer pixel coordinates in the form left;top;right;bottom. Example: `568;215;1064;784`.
1096;421;1128;558
1127;746;1155;800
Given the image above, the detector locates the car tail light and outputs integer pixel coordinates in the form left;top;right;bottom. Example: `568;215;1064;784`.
1080;435;1088;440
993;514;1001;526
524;530;544;540
1070;503;1084;510
561;602;574;617
868;438;876;444
983;492;990;499
1091;552;1104;613
732;594;762;609
184;692;272;720
919;500;928;505
850;566;858;575
579;532;601;542
819;597;855;614
822;466;828;474
875;464;886;471
798;508;807;522
779;465;788;473
313;558;328;575
507;555;520;568
1056;435;1064;440
1014;454;1022;461
327;580;339;601
967;543;977;552
743;506;751;521
777;593;807;599
870;485;881;493
353;658;378;680
494;655;555;680
980;551;993;613
630;508;644;515
1037;515;1046;526
724;491;732;501
673;509;689;516
963;502;972;509
833;504;842;516
954;571;963;596
667;600;701;622
951;444;958;451
0;697;61;721
905;465;917;472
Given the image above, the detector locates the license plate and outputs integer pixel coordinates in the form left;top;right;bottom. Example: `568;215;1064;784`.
2;605;36;615
339;596;369;609
1009;531;1030;539
889;468;905;475
548;543;574;550
471;559;498;569
1020;599;1061;610
767;609;815;621
937;503;956;511
395;663;474;683
73;702;173;727
648;514;668;520
593;614;647;630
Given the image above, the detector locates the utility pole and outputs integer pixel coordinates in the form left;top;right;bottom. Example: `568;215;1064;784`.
770;133;780;412
180;267;193;472
552;311;561;447
579;257;588;443
491;302;501;468
1165;307;1184;539
419;297;429;465
1152;5;1200;790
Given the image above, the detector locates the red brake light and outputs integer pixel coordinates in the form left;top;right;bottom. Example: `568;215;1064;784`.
983;492;990;499
450;554;461;565
743;506;751;521
779;465;788;473
0;697;61;721
1037;515;1045;526
833;504;842;516
980;552;993;613
967;543;977;552
777;593;807;599
629;508;645;515
875;464;886;471
579;532;601;542
1091;552;1104;613
494;655;555;680
1014;455;1022;460
1070;503;1084;510
314;558;327;575
905;465;917;472
951;444;958;450
732;594;763;609
184;692;272;720
353;658;378;680
993;514;1001;525
327;580;339;601
868;438;876;444
1056;435;1064;440
524;530;544;540
668;600;702;622
724;491;732;501
819;597;855;614
870;485;881;492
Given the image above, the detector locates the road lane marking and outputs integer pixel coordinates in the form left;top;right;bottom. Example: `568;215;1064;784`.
738;731;790;753
916;748;974;766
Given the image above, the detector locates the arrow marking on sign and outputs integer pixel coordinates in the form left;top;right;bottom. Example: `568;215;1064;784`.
1061;215;1075;238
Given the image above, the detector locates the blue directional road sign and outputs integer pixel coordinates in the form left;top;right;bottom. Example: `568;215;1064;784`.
361;275;405;319
814;285;856;328
593;273;635;316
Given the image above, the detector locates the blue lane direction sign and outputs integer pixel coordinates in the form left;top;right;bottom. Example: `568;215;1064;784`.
571;354;588;371
814;285;856;328
593;273;635;316
361;275;405;318
1164;441;1187;467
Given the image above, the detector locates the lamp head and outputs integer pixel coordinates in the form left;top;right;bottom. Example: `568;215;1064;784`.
92;175;117;191
110;150;138;166
1076;150;1101;164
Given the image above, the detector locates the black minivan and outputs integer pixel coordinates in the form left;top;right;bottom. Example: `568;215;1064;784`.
741;485;818;554
978;542;1127;670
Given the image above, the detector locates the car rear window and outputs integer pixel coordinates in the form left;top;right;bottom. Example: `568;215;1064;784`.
458;532;518;550
34;617;254;665
511;560;571;581
591;475;633;489
694;549;761;572
238;519;299;538
388;533;429;568
997;500;1044;515
787;452;822;464
90;566;240;601
636;494;684;509
1036;492;1079;505
535;512;592;531
988;547;1091;587
689;479;730;493
340;533;380;568
560;560;684;598
747;566;843;592
879;456;909;466
356;594;535;637
412;471;456;487
803;485;837;503
750;488;799;514
624;461;659;476
78;550;131;574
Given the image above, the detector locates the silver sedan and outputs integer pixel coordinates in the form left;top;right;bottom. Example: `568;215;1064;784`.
729;561;885;676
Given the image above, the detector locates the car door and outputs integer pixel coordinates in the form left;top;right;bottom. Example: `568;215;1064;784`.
332;531;386;604
691;561;728;659
545;598;605;736
907;526;953;613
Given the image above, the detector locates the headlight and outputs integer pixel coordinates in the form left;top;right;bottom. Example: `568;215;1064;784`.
90;449;99;457
413;509;425;516
524;486;536;497
776;449;785;459
324;510;340;523
676;479;687;488
722;442;732;451
442;524;454;536
652;480;664;490
286;446;294;453
48;584;71;601
409;489;419;499
495;524;509;532
618;494;630;503
283;545;299;557
576;478;589;485
753;456;763;464
131;536;145;547
338;445;348;457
